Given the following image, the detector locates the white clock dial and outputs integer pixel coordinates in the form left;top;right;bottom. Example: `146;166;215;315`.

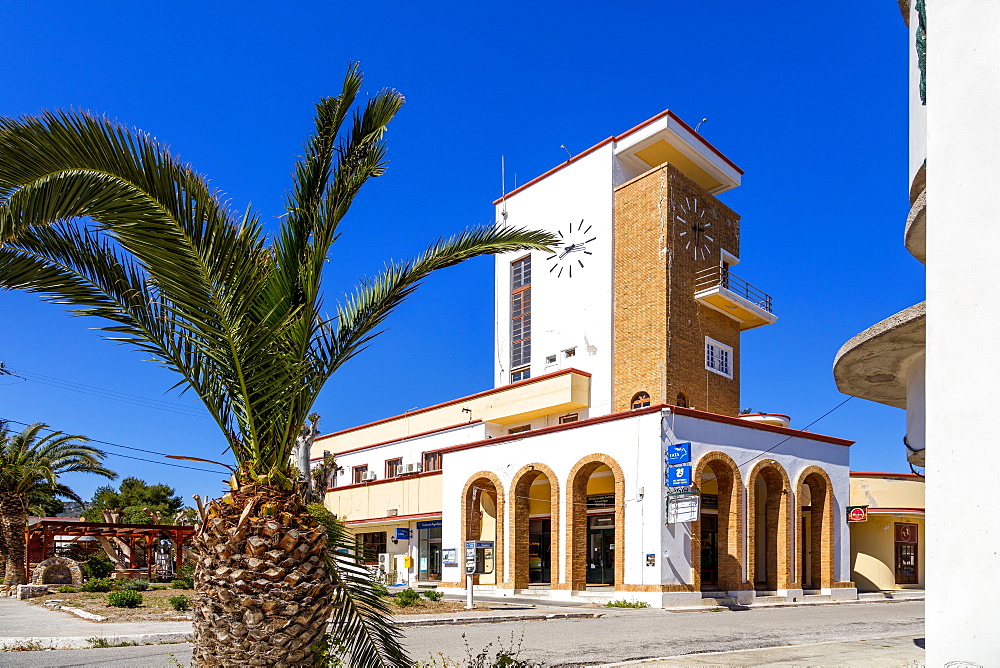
546;218;596;279
676;196;714;261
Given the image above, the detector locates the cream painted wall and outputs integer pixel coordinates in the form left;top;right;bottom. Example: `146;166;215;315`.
850;516;924;591
325;473;442;524
850;474;924;510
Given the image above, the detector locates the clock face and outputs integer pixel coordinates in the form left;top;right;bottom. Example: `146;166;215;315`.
676;196;714;261
546;219;596;278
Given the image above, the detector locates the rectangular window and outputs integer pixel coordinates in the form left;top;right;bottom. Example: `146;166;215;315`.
705;337;734;379
508;425;531;435
422;451;442;472
385;458;403;478
894;523;919;584
356;531;386;565
352;465;369;484
510;256;531;380
559;413;579;424
563;347;576;358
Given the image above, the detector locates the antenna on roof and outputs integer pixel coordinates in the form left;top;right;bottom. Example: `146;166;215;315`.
694;118;708;133
500;155;508;221
560;144;572;161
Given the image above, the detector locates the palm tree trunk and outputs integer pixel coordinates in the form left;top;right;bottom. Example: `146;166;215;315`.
0;492;28;585
191;485;335;667
0;510;7;584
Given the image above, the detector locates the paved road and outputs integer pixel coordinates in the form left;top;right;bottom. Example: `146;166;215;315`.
0;600;924;667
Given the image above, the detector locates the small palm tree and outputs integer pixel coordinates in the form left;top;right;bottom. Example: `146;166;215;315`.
0;422;115;584
0;64;555;665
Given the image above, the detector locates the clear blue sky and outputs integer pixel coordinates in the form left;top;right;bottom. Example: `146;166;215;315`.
0;2;922;506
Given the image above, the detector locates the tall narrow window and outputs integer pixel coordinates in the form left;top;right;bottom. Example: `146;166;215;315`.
705;337;734;379
510;256;531;382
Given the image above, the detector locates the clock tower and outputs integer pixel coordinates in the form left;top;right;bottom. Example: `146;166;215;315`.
493;111;776;417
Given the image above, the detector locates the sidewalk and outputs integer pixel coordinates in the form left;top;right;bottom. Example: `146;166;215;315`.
599;635;925;667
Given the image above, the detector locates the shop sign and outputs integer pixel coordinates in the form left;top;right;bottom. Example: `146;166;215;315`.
587;494;616;509
442;548;457;566
847;506;868;523
666;465;692;487
666;494;700;523
665;442;692;464
701;494;718;510
895;523;918;543
417;520;442;530
394;528;412;540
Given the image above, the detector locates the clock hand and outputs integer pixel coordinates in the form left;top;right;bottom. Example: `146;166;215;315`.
559;243;577;259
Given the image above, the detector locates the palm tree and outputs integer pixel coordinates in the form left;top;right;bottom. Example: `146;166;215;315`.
0;64;555;665
0;422;115;584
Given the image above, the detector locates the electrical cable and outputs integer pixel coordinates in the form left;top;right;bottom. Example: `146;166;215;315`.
734;395;854;469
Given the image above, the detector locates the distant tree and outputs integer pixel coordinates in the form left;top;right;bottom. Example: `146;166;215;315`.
0;422;115;584
82;477;184;525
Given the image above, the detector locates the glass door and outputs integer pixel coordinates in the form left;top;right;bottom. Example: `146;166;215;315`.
587;514;615;585
528;518;551;584
700;515;719;589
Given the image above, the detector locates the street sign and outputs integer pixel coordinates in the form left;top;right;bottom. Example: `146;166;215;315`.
665;442;692;465
666;494;701;523
666;465;692;487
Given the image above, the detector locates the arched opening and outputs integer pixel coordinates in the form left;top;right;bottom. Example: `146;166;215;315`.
747;461;791;592
675;392;689;408
510;464;559;589
693;453;743;592
567;456;625;590
631;392;651;409
798;467;834;590
462;473;504;586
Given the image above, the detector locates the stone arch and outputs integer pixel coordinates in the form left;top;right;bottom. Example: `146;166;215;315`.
692;451;745;592
795;466;835;589
31;556;83;586
509;463;560;589
566;454;626;590
746;459;792;591
461;471;504;586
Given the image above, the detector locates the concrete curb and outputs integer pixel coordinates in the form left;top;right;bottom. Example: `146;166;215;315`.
0;632;191;651
396;611;602;627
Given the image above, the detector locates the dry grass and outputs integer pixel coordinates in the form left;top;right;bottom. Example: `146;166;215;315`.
29;588;193;624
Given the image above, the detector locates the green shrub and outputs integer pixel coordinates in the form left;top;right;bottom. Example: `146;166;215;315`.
81;556;115;580
151;584;169;590
118;578;150;591
55;585;78;593
107;589;143;608
81;578;116;593
395;588;421;607
371;583;389;598
168;595;191;612
171;579;192;590
604;599;649;608
423;590;444;601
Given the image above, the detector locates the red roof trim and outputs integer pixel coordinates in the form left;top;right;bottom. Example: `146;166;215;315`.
328;469;442;492
343;511;441;526
492;110;743;205
316;368;591;442
313;421;482;458
667;405;854;446
850;471;923;478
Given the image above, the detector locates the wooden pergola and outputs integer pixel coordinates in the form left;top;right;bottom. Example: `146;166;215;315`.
25;520;195;581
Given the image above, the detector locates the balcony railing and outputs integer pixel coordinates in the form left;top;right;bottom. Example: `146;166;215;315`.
694;266;773;313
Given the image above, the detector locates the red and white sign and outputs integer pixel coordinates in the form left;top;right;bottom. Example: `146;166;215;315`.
847;506;868;522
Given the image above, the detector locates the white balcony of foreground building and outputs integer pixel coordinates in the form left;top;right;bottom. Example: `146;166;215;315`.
694;266;777;330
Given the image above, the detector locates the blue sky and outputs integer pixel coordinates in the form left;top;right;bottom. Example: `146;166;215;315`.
0;2;923;505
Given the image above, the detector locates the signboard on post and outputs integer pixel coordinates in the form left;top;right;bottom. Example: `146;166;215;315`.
666;443;692;465
847;506;869;523
666;494;701;524
464;541;495;575
666;465;692;487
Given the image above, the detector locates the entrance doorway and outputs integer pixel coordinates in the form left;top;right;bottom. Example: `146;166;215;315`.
418;520;442;581
700;515;719;588
587;514;615;585
528;518;551;584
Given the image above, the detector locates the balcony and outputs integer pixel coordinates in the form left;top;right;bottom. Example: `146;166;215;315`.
694;267;777;330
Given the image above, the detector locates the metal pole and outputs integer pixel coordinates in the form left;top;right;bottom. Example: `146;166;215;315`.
465;575;474;609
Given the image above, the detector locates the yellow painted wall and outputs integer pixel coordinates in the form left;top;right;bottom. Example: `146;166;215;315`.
851;475;924;509
850;516;925;591
586;466;615;496
528;478;552;516
325;474;442;523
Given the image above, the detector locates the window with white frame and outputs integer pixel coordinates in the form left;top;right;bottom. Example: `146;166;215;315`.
705;337;733;378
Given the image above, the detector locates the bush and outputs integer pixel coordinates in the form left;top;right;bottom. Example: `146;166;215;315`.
371;583;389;598
423;590;444;601
118;578;150;591
395;588;421;607
81;555;114;580
107;589;143;608
151;584;169;590
80;578;116;593
168;594;191;612
171;579;192;590
604;599;649;608
55;585;78;593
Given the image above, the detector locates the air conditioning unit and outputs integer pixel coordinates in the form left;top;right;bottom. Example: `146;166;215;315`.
361;471;377;482
401;462;422;475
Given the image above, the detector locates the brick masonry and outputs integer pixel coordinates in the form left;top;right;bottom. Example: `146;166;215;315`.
746;460;793;590
612;164;742;416
692;451;748;591
461;471;504;587
508;463;560;589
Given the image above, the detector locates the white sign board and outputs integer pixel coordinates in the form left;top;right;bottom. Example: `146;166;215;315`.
666;494;701;524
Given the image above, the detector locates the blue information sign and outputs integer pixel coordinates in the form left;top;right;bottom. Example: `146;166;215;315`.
666;443;692;465
666;465;692;487
394;528;411;540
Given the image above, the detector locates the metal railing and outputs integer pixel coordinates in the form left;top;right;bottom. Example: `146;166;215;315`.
694;266;773;313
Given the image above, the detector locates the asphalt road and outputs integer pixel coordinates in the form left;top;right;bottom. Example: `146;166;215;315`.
0;600;924;667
